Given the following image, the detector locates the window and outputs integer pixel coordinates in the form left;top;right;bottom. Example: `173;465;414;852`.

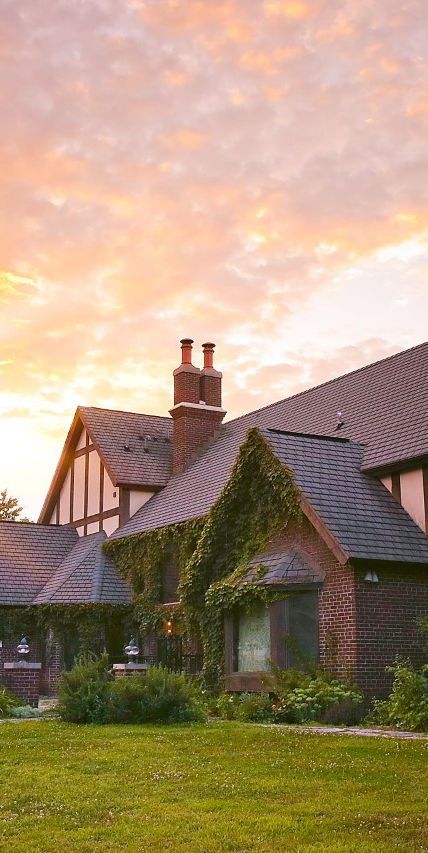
285;591;319;668
233;604;271;672
231;591;319;674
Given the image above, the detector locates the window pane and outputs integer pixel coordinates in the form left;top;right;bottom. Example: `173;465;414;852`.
237;605;270;672
286;591;319;668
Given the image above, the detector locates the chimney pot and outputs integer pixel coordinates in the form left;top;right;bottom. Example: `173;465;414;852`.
202;342;215;369
180;338;194;364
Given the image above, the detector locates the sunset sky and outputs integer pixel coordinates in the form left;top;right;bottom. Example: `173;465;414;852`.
1;0;428;519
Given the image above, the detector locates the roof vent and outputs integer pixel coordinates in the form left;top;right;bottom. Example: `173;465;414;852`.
335;411;345;430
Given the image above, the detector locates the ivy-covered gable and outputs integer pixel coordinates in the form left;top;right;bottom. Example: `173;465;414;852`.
105;428;303;686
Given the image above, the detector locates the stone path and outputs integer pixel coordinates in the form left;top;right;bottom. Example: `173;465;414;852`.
267;723;428;740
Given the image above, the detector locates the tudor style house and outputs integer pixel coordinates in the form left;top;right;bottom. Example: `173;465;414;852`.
1;339;428;697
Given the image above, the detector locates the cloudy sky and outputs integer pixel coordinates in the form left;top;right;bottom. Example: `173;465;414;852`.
1;0;427;518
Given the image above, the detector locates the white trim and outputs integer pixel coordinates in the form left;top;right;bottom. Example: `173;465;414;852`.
169;402;226;414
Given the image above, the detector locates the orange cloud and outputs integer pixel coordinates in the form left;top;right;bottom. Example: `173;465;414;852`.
0;0;427;517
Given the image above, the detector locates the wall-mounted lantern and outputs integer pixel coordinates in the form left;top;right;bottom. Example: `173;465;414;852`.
364;569;379;583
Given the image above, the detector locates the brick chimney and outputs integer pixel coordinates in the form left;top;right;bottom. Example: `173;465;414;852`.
169;338;226;474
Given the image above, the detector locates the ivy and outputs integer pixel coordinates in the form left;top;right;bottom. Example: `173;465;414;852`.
0;604;133;656
105;428;302;690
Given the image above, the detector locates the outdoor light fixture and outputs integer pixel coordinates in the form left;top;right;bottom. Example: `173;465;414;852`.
364;570;379;583
17;636;30;657
166;620;173;636
124;637;139;663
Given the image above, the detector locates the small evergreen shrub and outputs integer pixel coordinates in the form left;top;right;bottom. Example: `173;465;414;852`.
107;666;206;724
371;659;428;732
57;653;112;724
0;686;19;717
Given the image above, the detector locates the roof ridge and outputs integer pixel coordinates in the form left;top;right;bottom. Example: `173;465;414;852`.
0;520;77;531
264;427;353;444
78;405;172;422
226;340;428;427
91;535;107;602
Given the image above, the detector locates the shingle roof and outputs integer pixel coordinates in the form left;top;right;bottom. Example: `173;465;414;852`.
112;424;428;565
110;425;245;537
33;531;131;605
79;406;172;487
240;549;323;587
112;342;428;558
0;522;78;605
230;341;428;473
263;430;428;564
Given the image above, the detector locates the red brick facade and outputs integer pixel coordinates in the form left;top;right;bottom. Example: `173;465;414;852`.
170;404;225;473
170;338;225;473
353;565;428;695
251;516;428;697
3;663;41;707
0;636;63;701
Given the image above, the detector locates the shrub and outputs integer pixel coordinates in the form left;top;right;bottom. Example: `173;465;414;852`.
371;659;428;732
0;686;19;717
271;677;362;724
211;692;242;720
57;653;112;724
10;705;42;719
107;666;206;724
234;692;273;723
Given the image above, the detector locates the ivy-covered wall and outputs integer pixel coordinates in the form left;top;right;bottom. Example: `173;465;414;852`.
0;604;133;659
105;428;303;688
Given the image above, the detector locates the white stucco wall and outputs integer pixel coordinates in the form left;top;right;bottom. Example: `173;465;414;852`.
400;469;425;531
103;469;119;512
129;489;153;517
73;455;85;521
102;515;120;536
380;476;392;493
59;467;71;524
87;450;101;517
76;428;87;450
87;521;99;534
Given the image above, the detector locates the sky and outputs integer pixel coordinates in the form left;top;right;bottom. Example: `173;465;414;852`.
1;0;428;519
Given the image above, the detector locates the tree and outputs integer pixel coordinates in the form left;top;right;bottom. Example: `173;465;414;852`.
0;489;27;522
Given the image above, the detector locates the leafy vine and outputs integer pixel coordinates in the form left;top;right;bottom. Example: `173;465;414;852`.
105;428;302;689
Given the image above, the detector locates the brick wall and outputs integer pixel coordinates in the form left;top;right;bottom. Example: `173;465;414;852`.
0;636;63;698
354;565;428;696
170;405;224;473
3;665;41;707
261;517;428;697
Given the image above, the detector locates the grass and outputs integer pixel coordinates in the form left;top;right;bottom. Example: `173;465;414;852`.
0;721;427;852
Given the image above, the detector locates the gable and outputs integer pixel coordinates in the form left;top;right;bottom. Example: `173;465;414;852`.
38;406;172;529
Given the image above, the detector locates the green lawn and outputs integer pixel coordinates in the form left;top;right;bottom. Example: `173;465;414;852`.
0;721;427;852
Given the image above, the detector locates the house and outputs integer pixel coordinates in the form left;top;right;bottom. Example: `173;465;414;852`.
1;339;428;697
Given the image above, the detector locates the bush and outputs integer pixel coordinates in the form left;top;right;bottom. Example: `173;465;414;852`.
371;659;428;732
107;666;206;724
57;653;112;724
0;686;19;718
210;692;242;720
271;677;362;724
10;705;42;719
234;692;273;723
